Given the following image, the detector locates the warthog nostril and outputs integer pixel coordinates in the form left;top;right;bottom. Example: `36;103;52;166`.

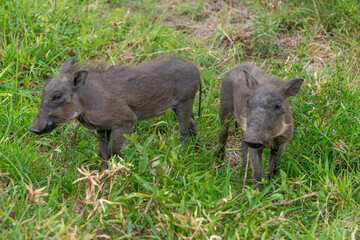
28;126;41;135
243;139;263;149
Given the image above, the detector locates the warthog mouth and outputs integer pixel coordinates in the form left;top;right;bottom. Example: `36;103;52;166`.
28;121;56;135
243;139;263;148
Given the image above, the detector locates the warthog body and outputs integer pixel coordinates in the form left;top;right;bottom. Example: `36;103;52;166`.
216;64;303;186
29;55;201;169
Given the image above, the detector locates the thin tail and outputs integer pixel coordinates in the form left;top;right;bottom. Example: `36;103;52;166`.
198;81;202;117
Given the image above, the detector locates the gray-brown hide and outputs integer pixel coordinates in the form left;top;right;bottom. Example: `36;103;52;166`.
216;64;303;186
29;55;201;169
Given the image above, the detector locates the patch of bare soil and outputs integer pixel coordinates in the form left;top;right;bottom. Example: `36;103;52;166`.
110;0;358;75
159;1;307;68
275;35;337;70
161;0;251;44
224;136;243;167
216;128;244;169
161;1;353;73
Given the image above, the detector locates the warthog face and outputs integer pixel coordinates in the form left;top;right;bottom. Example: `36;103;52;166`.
29;57;87;134
242;70;303;148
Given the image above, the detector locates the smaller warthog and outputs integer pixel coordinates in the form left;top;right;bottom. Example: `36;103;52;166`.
216;64;303;187
29;55;202;169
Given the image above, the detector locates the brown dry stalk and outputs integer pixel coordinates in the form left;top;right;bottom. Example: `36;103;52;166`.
0;169;13;195
189;217;205;240
25;181;48;204
242;154;249;193
239;192;319;228
140;172;162;224
215;209;242;216
73;166;101;203
257;192;319;212
0;171;10;177
72;158;132;224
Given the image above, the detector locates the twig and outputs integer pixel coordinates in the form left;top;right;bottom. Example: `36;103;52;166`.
242;152;249;193
258;192;319;211
190;217;205;240
54;0;57;25
140;172;162;224
218;24;235;50
240;192;319;227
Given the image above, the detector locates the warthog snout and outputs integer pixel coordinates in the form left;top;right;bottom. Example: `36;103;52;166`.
28;119;55;135
29;108;57;135
243;139;263;149
28;125;42;135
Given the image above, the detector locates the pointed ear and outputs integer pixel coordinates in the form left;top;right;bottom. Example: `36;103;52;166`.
71;70;88;89
243;70;258;89
282;78;304;98
61;57;76;72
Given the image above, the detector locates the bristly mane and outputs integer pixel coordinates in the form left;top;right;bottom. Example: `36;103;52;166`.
60;60;127;76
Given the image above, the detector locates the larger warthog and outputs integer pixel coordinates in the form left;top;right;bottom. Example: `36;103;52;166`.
216;64;303;187
29;55;202;169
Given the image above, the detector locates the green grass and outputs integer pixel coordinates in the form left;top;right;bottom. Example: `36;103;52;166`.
1;0;360;238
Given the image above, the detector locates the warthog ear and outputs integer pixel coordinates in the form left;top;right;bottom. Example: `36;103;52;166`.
282;78;304;98
61;57;76;73
243;70;258;89
71;70;88;89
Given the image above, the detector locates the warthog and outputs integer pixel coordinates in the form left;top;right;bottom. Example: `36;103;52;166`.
216;64;303;186
29;55;202;169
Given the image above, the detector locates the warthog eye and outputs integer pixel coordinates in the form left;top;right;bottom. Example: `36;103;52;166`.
274;103;284;113
52;91;63;101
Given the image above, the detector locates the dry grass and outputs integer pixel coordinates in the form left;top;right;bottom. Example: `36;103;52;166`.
0;168;12;196
25;181;48;204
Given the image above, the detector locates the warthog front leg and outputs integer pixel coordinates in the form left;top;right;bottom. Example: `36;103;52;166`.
110;124;134;156
248;147;264;188
240;138;249;167
266;144;285;180
98;121;135;170
216;109;233;159
98;129;111;169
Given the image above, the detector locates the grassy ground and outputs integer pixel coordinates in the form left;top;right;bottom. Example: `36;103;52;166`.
1;0;360;239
